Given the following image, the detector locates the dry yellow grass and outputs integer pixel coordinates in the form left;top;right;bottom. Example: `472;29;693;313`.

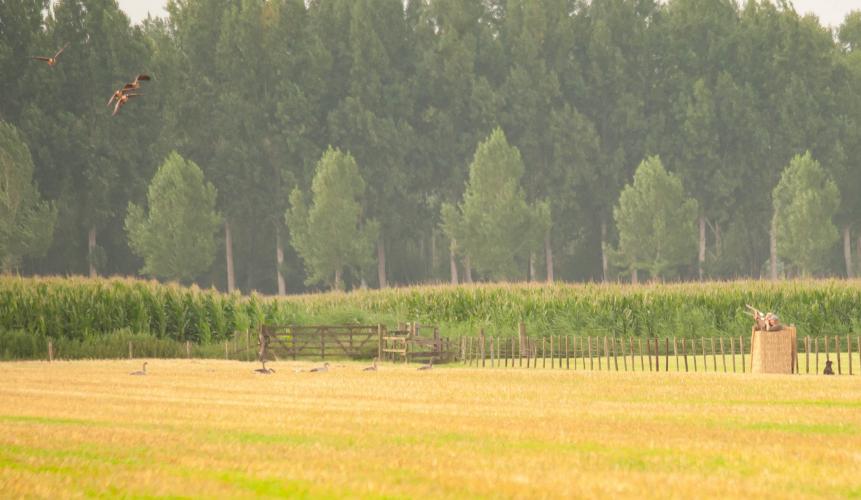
1;360;860;499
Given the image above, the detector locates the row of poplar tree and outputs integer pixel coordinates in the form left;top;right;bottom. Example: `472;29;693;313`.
2;0;861;292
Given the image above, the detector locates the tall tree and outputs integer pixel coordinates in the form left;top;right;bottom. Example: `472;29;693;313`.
441;128;548;281
286;147;378;290
125;151;221;283
0;121;56;272
772;152;840;277
613;156;698;282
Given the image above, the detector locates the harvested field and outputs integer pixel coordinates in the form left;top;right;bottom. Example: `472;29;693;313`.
1;360;860;498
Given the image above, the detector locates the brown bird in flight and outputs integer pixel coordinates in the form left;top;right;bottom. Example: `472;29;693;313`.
112;92;142;116
31;42;70;67
107;74;151;107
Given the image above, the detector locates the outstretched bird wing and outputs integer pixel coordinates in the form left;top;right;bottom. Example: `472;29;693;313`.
54;42;70;59
31;56;51;62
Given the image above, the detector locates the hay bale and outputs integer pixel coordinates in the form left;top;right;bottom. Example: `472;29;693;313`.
750;326;797;374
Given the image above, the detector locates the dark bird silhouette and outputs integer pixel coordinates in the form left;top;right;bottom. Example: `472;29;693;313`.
254;360;275;374
112;92;142;116
823;360;834;375
32;42;69;67
122;74;151;92
130;361;147;376
309;362;330;373
362;358;378;372
417;358;433;371
108;74;151;108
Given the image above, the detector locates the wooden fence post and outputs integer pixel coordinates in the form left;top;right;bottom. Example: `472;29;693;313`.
612;336;619;371
730;337;736;373
805;336;810;374
565;336;570;369
848;335;853;376
646;338;652;372
621;337;628;371
719;337;726;372
825;335;830;363
815;337;820;374
739;336;744;373
542;337;546;369
836;336;842;375
710;337;716;371
47;339;53;362
588;336;594;370
224;341;229;360
682;338;688;372
186;340;191;359
550;336;554;369
664;337;669;372
701;338;707;372
480;329;486;368
630;337;635;371
673;337;679;372
377;324;383;361
639;338;644;371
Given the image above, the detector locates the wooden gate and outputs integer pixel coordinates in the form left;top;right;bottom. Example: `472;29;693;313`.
259;324;379;361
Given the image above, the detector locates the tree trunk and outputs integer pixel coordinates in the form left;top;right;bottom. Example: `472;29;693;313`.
225;221;235;293
464;255;473;283
601;220;609;283
377;236;387;289
698;215;706;281
528;252;536;282
769;218;778;280
88;226;97;278
843;225;854;279
545;231;554;283
714;221;722;259
449;242;459;285
431;230;438;276
275;225;286;295
334;268;342;291
360;276;368;289
631;268;638;285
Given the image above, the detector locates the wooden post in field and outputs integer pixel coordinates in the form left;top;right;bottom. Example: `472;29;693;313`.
541;337;546;368
815;337;820;374
480;329;486;368
836;336;842;375
701;338;707;372
664;337;669;372
710;337;717;371
646;338;652;372
825;335;830;363
532;338;538;369
245;330;251;362
730;337;736;373
550;336;554;369
565;336;570;369
518;322;526;368
377;324;383;361
186;340;191;359
579;336;585;370
719;337;726;372
224;341;229;360
739;336;745;373
848;335;853;376
639;338;644;371
588;336;593;370
682;338;688;372
805;336;810;374
129;341;133;359
490;335;495;368
621;338;628;371
612;336;618;371
673;337;679;372
630;337;635;371
47;339;53;362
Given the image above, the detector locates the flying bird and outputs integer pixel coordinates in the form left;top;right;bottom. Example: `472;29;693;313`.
108;74;152;107
112;92;142;116
31;42;70;67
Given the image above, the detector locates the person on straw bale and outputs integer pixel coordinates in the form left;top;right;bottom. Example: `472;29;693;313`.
764;312;783;331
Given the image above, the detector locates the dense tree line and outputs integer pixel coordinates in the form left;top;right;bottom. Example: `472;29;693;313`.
2;0;861;293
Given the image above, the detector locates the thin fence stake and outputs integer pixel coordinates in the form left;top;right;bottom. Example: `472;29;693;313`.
701;338;707;372
647;338;652;372
849;335;853;376
739;336;744;373
639;338;644;371
815;337;820;374
710;337;717;371
550;336;554;369
805;336;810;374
836;336;842;375
542;337;546;369
481;329;486;368
720;337;726;372
622;337;628;371
664;337;669;372
682;338;688;372
673;337;679;372
825;335;830;363
730;337;736;373
612;336;619;371
47;339;53;362
186;340;191;359
588;336;594;370
630;337;635;371
566;336;570;370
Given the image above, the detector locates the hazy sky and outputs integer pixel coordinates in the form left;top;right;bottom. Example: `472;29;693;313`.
116;0;861;28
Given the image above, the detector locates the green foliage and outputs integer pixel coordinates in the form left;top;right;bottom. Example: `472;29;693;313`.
773;152;841;277
125;152;221;283
614;156;698;280
0;121;56;272
286;147;379;289
441;128;549;280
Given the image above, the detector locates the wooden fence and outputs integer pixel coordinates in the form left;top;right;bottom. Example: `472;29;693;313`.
379;323;455;363
455;331;860;375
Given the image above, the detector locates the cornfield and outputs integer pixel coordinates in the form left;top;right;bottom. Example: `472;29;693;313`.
1;276;860;347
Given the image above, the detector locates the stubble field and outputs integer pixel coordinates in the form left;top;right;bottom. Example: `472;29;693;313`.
1;360;860;498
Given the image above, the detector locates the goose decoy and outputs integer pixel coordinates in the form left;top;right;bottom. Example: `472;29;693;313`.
32;42;69;67
417;358;433;371
362;358;378;372
309;362;330;373
130;361;147;376
111;92;142;116
253;360;274;374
